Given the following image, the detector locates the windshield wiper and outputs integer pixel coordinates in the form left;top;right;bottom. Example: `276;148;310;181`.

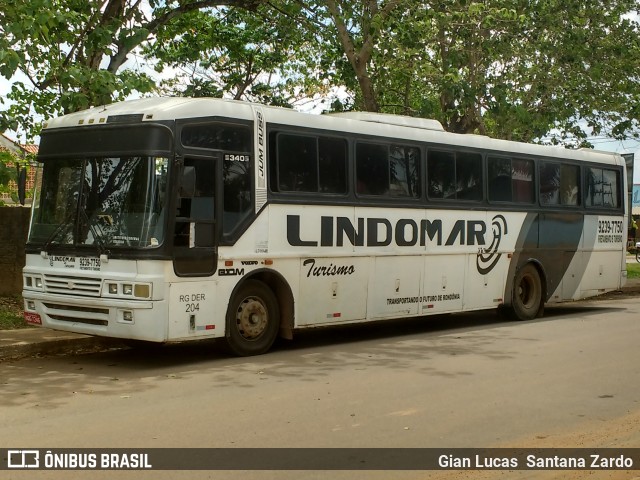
40;210;76;254
77;207;110;259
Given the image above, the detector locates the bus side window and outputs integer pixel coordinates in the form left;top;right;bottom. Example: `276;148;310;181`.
389;145;420;198
488;157;512;202
602;169;620;207
489;157;534;203
560;164;580;206
427;150;455;199
455;152;482;201
356;142;420;198
271;132;347;195
222;158;251;236
277;134;318;192
356;143;389;196
175;158;215;248
586;167;619;208
513;159;535;203
539;162;560;205
318;137;347;194
540;162;580;206
586;167;603;206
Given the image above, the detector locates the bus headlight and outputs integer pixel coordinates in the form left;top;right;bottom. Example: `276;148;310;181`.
24;274;44;291
134;284;150;298
103;281;152;299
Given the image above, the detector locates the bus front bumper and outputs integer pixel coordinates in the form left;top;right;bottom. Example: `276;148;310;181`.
22;291;167;342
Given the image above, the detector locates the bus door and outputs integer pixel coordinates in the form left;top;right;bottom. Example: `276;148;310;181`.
172;153;220;277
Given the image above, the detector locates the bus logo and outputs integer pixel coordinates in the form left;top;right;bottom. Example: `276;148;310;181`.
256;109;265;185
8;450;40;468
476;215;507;275
219;268;245;276
287;213;508;275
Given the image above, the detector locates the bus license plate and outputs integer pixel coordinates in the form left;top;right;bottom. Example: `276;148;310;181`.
24;312;42;325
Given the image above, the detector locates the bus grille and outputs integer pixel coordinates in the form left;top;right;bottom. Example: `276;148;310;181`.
43;274;102;297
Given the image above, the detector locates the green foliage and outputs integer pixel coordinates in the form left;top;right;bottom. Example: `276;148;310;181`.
0;0;638;145
0;151;18;192
0;1;151;137
148;5;317;107
0;161;15;188
627;262;640;280
0;0;259;139
0;148;34;203
292;0;640;142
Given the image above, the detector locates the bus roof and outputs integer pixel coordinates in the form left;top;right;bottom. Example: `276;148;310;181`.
42;97;622;166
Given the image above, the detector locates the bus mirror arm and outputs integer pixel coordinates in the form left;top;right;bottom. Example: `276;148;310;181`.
179;166;196;198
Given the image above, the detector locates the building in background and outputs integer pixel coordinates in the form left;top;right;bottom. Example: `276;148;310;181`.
0;132;38;205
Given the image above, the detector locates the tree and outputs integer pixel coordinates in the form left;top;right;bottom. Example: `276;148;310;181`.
293;0;640;142
2;0;638;145
0;0;261;138
321;0;403;112
482;0;640;145
147;5;303;106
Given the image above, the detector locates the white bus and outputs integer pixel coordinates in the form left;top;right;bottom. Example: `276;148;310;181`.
22;98;628;355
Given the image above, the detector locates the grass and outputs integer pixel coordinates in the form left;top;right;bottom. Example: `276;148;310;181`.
627;261;640;279
0;295;27;330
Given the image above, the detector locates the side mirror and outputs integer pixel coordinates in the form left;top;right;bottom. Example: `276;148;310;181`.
179;166;196;198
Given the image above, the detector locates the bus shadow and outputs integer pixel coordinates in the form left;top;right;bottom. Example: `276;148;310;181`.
273;303;626;353
49;302;630;367
1;302;629;409
539;304;626;320
275;311;502;352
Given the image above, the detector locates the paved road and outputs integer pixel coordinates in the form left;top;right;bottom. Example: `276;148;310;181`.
2;296;640;480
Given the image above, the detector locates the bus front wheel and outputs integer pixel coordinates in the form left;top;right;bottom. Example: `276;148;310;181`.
510;264;544;321
225;280;280;356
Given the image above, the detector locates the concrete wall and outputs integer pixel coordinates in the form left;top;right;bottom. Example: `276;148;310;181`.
0;207;30;296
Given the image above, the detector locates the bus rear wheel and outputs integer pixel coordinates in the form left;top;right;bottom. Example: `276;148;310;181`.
510;264;543;321
225;280;280;356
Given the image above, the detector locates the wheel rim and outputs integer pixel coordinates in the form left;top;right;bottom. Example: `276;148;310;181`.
517;273;537;309
235;296;269;340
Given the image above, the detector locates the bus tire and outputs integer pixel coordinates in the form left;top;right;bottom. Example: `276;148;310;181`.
510;264;543;321
225;280;280;356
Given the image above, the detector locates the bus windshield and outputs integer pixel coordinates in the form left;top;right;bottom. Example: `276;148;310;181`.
28;156;169;250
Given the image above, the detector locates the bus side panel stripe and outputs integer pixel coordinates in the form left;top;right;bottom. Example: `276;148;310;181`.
505;212;585;303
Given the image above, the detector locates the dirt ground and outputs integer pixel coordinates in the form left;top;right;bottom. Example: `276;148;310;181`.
427;282;640;480
0;295;22;315
428;389;640;480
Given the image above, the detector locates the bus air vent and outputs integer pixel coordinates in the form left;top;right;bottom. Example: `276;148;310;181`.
42;303;109;327
328;112;445;131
